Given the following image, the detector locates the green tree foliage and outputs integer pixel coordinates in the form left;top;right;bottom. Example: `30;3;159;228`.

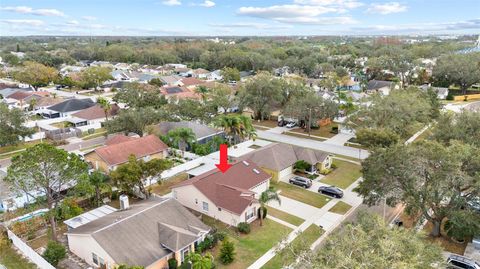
104;107;166;137
204;84;235;114
113;83;167;109
55;197;83;221
75;170;111;207
283;91;338;133
184;252;214;269
258;187;281;226
42;241;66;266
5;144;88;240
116;265;144;269
221;67;240;82
148;77;165;87
96;96;112;121
433;52;480;94
214;114;256;145
13;61;58;90
238;72;284;120
279;212;443;269
77;66;113;90
110;155;172;198
355;128;400;149
0;103;34;146
219;238;235;265
347;88;435;138
432;111;480;147
166;98;214;123
164;127;197;153
356;141;480;237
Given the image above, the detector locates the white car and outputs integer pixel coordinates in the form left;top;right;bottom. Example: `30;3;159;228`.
285;122;297;128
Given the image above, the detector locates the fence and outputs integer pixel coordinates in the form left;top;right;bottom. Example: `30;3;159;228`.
452;93;480;101
6;229;56;269
45;128;82;141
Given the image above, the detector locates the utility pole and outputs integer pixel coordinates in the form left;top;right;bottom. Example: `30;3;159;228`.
308;107;312;137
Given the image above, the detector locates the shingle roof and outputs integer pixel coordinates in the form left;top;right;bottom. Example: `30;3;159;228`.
105;134;137;146
6;91;33;100
48;98;95;113
367;80;393;91
238;143;330;171
180;77;205;87
71;104;120;120
156;121;222;140
173;161;271;214
68;198;210;267
94;135;168;166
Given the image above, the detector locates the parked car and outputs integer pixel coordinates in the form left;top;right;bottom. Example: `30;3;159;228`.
446;254;480;269
318;186;344;198
277;120;285;127
467;196;480;213
289;176;312;188
285;122;297;128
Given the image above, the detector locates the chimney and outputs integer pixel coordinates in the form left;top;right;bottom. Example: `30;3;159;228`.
119;194;129;210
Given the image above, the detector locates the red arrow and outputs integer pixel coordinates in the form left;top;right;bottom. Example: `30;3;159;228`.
215;144;231;173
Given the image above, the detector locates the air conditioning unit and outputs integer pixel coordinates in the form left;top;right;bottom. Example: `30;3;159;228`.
119;194;129;210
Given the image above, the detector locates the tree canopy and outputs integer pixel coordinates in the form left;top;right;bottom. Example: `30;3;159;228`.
0;103;34;146
13;61;58;90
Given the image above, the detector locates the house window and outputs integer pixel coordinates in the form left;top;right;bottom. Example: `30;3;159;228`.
245;207;255;221
202;202;209;212
195;199;198;204
92;253;98;265
92;253;105;267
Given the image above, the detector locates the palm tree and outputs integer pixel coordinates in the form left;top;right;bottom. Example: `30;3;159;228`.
167;128;196;156
238;115;256;142
214;114;256;145
258;187;281;226
97;96;112;121
195;85;209;102
88;170;110;207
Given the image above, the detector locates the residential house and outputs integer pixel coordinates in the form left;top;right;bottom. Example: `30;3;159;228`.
70;104;120;127
174;67;192;77
111;70;132;81
192;68;210;79
237;143;332;181
33;96;64;111
179;78;205;90
85;134;169;172
156;121;223;145
0;87;32;99
419;84;449;100
161;86;200;100
3;91;43;110
206;70;223;81
41;98;96;118
273;66;290;77
160;75;183;86
172;161;271;226
366;80;398;95
66;197;210;269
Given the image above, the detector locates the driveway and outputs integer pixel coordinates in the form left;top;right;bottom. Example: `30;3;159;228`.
323;133;354;146
267;195;320;220
257;130;369;159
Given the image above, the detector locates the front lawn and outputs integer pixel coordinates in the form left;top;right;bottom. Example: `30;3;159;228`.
328;201;352;215
262;224;324;269
266;206;305;226
320;160;362;189
271;181;331;208
282;131;327;142
290;123;338;138
149;173;189;196
202;216;292;269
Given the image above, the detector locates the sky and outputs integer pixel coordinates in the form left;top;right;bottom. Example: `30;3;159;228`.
0;0;479;36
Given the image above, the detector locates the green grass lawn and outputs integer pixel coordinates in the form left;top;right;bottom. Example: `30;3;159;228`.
290;123;337;138
266;206;305;226
202;216;292;269
271;181;331;208
282;131;327;142
320;160;362;189
149;173;189;196
253;120;278;128
0;237;37;269
328;201;353;215
50;121;71;129
81;128;107;140
262;224;324;269
0;140;43;155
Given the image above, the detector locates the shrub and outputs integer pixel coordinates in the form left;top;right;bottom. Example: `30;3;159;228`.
43;241;66;266
331;126;339;134
212;231;226;243
168;257;178;269
294;160;310;172
320;168;331;175
237;222;251;234
55;197;83;221
330;163;338;169
219;238;235;264
197;235;215;252
446;93;454;100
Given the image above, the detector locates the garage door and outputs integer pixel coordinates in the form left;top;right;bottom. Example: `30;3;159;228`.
278;166;293;181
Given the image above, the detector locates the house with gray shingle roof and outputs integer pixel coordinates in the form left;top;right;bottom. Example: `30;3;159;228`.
66;197;210;269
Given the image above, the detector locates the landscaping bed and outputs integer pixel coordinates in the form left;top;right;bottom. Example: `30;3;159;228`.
262;224;324;269
271;181;331;209
266;206;305;226
202;216;292;269
320;160;362;189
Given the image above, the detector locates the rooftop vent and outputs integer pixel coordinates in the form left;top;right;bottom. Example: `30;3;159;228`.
242;161;249;166
253;169;260;174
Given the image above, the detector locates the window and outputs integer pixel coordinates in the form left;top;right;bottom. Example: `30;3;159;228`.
92;253;98;265
195;199;198;204
92;253;105;267
202;202;209;211
245;207;255;221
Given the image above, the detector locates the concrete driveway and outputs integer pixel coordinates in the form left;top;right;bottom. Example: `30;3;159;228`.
267;195;320;220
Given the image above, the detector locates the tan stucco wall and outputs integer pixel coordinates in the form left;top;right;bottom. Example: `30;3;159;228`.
316;156;332;170
146;255;171;269
85;150;167;173
67;234;117;269
260;167;279;182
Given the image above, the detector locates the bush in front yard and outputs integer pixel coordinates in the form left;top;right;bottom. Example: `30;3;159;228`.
320;168;332;175
219;238;236;264
42;241;66;266
330;162;338;169
294;160;310;172
237;222;251;234
168;257;178;269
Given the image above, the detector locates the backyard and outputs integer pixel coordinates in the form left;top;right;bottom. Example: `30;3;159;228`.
262;224;324;269
320;160;362;189
0;234;37;269
149;173;189;196
271;181;331;208
202;216;292;269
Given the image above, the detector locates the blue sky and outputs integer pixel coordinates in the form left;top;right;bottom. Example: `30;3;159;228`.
0;0;479;36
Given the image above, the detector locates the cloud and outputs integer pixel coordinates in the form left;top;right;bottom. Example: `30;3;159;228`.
0;6;65;17
293;0;363;9
82;16;97;21
366;2;407;15
237;4;357;24
209;22;293;30
162;0;181;6
66;20;79;26
200;0;215;7
1;19;44;26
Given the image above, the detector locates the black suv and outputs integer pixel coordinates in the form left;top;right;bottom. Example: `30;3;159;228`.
318;186;344;198
289;176;312;188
